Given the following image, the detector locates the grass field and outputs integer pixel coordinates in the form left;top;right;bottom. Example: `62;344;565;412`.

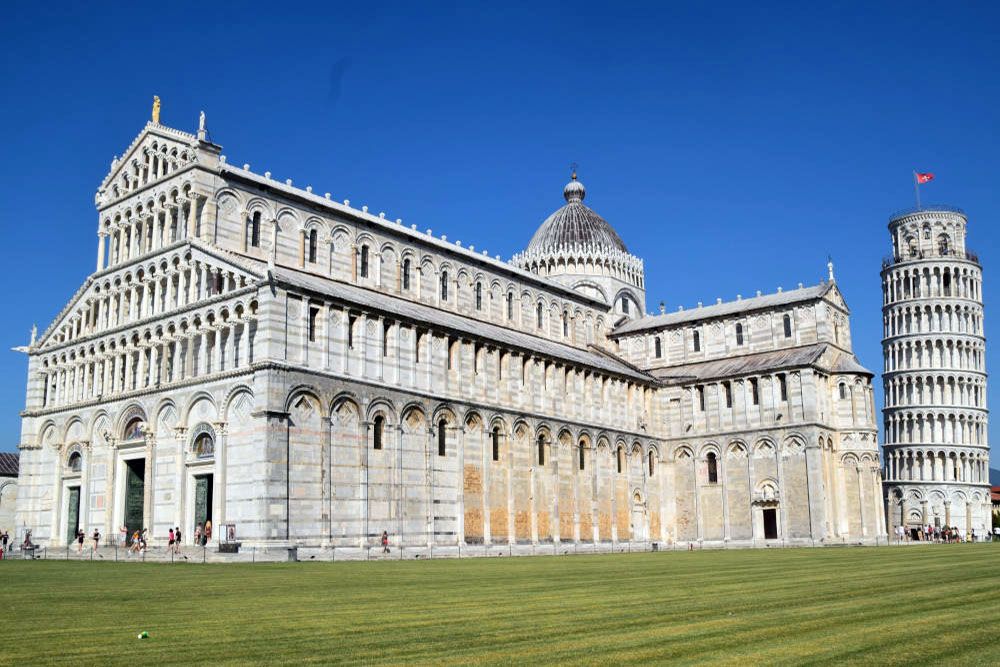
1;545;998;665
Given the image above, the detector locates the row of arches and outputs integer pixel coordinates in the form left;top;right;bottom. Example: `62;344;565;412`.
883;448;989;483
104;139;195;203
51;251;252;347
882;302;983;338
514;245;645;290
40;297;258;409
882;263;981;304
100;179;204;271
882;411;988;447
883;373;986;410
883;337;985;373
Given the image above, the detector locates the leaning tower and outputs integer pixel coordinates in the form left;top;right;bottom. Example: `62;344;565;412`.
881;206;991;538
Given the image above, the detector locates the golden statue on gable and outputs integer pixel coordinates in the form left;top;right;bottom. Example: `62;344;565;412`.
152;95;161;124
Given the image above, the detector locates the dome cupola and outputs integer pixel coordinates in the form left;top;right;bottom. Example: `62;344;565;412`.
513;171;646;317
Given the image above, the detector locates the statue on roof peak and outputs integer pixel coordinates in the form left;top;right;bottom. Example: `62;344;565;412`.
152;95;161;124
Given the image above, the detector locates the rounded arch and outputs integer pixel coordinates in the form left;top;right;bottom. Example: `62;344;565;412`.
366;397;399;425
222;385;255;421
283;384;324;414
184;391;220;426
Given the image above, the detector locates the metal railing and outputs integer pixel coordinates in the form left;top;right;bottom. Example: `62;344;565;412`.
882;248;980;269
889;205;966;220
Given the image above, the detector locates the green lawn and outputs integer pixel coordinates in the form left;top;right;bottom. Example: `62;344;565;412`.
1;545;998;665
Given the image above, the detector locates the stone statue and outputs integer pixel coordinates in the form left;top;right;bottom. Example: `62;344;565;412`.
152;95;161;124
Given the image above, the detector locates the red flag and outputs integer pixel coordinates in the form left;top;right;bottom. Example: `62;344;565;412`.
916;172;934;184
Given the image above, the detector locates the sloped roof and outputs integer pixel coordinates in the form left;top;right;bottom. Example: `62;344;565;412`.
650;343;871;385
268;266;656;384
0;452;18;477
613;283;837;335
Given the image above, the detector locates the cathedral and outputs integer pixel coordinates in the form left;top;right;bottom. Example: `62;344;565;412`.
13;105;886;554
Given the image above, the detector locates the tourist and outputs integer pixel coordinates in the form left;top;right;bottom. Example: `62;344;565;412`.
77;529;85;554
140;528;148;552
381;531;389;553
1;529;8;551
175;526;182;550
129;530;141;555
204;520;212;546
194;523;203;547
168;528;175;554
92;528;101;552
120;525;127;546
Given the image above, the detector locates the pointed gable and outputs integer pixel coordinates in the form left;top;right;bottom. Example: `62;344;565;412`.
97;123;201;209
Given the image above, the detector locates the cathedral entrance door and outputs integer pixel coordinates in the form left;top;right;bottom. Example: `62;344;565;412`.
194;474;214;535
631;504;649;542
66;486;80;544
124;459;145;542
763;508;778;540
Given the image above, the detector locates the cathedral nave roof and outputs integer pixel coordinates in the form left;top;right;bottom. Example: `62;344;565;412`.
612;282;839;335
650;343;871;385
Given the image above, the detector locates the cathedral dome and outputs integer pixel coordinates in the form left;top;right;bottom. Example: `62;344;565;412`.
525;175;628;255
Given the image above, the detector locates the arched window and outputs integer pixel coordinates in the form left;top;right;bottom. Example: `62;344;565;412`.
578;441;585;470
654;337;662;359
778;373;788;401
537;435;545;466
621;297;630;314
783;314;792;338
707;452;718;483
438;419;447;456
938;234;950;255
735;323;744;346
697;385;705;411
402;258;411;290
491;427;500;462
506;292;514;320
839;382;847;399
563;312;569;337
693;330;701;352
648;450;655;477
440;271;449;301
308;229;318;263
475;282;483;310
360;245;369;278
67;451;82;472
723;381;733;408
616;446;623;474
536;302;544;329
123;418;144;441
750;378;759;405
193;431;214;458
373;415;384;450
247;211;261;249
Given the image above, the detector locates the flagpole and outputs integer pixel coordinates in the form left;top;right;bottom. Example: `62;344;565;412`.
913;171;921;210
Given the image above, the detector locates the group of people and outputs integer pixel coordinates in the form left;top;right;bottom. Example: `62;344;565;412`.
193;520;212;547
894;524;983;543
73;528;102;554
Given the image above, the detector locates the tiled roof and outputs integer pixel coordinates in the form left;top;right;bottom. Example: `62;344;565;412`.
0;452;18;477
612;283;835;335
270;266;656;384
649;343;872;385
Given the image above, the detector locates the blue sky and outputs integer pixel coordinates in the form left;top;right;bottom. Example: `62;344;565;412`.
0;2;997;464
